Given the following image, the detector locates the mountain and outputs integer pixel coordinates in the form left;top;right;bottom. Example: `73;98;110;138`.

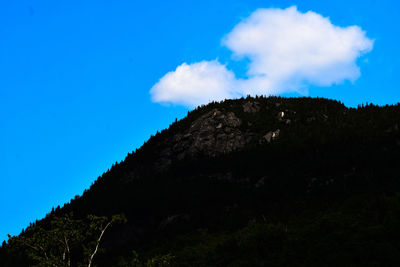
2;96;400;266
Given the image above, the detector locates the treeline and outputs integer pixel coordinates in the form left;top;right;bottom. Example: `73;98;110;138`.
1;96;400;266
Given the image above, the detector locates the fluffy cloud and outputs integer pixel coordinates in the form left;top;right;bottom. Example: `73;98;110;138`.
150;60;240;107
151;6;374;107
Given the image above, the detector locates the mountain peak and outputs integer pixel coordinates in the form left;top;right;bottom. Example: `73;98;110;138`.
3;96;400;267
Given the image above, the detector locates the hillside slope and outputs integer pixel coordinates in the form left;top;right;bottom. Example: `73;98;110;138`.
2;96;400;266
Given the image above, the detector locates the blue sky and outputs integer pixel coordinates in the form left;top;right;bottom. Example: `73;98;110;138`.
1;0;399;242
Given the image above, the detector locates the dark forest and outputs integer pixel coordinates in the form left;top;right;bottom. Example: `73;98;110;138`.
2;96;400;266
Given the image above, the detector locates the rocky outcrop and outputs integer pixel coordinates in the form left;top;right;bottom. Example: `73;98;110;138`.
277;110;295;125
142;109;255;176
243;101;260;113
277;111;285;120
171;109;249;157
263;129;280;143
124;99;344;182
123;109;256;181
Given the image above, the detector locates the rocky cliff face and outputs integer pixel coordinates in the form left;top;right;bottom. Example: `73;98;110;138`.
121;101;275;182
163;109;251;158
134;108;256;178
119;97;355;184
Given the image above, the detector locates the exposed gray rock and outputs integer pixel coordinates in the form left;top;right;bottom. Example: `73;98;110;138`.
183;133;192;138
146;109;254;175
264;132;273;143
277;111;285;120
243;101;260;113
263;129;280;143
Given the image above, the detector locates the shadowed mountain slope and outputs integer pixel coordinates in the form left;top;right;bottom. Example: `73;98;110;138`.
2;96;400;266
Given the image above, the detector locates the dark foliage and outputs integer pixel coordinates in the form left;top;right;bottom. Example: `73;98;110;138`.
1;96;400;266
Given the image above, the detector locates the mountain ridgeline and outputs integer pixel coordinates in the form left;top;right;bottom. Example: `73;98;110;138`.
2;96;400;266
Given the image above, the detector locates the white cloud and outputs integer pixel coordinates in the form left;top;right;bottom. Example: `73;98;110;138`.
151;6;374;107
150;60;240;107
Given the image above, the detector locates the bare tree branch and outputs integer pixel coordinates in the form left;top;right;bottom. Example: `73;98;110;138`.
65;235;71;267
87;221;111;267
